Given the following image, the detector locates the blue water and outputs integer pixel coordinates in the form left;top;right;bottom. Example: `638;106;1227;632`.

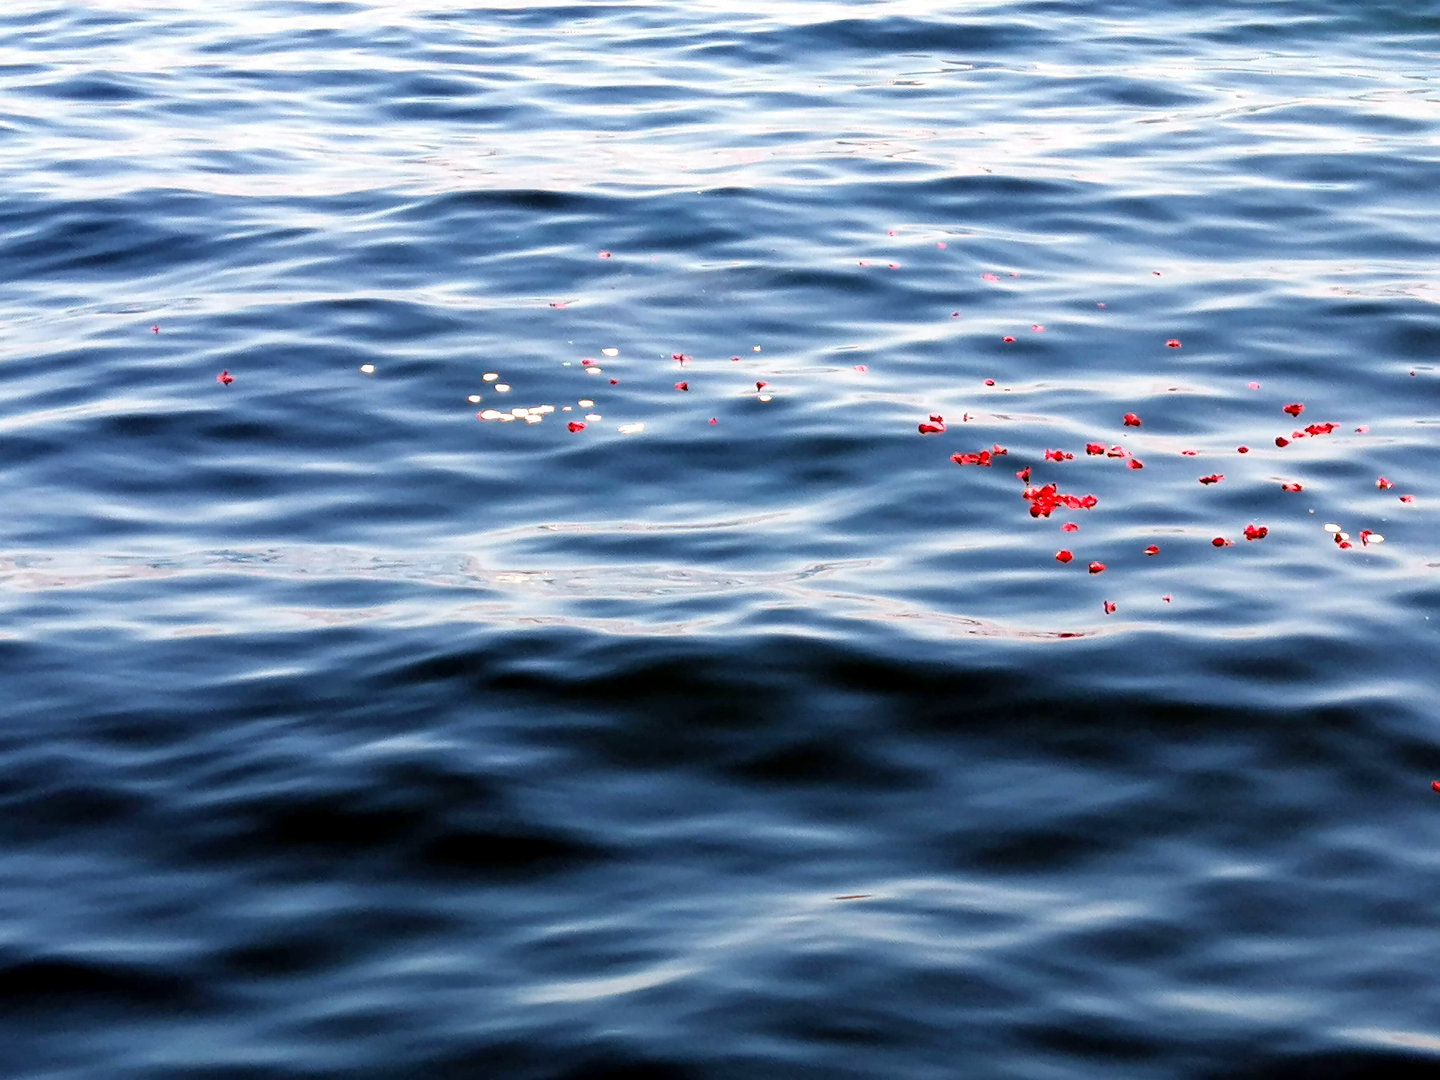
2;2;1439;1077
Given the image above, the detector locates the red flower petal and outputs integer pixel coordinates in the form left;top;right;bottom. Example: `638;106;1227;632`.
1165;339;1181;348
1282;482;1303;492
216;370;233;385
1275;436;1290;447
1127;458;1144;469
1283;402;1305;417
1198;474;1224;485
1400;494;1415;503
1123;413;1142;427
1144;545;1160;556
1243;524;1268;541
1181;449;1198;456
1237;446;1249;453
1055;550;1074;563
1002;335;1015;343
1086;442;1106;456
567;421;586;432
1088;561;1105;574
1103;600;1116;614
1376;477;1394;489
1061;522;1079;532
984;378;995;386
675;382;689;391
1212;537;1233;547
756;381;768;390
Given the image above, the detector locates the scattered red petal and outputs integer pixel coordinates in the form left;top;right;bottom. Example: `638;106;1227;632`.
151;324;160;333
1062;522;1079;533
1377;476;1394;489
1243;523;1268;541
1015;466;1032;483
1304;422;1338;436
708;417;717;425
1106;445;1128;459
1127;458;1144;469
1152;270;1162;276
1212;537;1233;547
1275;436;1290;447
567;421;586;432
1088;561;1105;574
216;370;233;385
1337;540;1353;549
1355;425;1369;433
1086;442;1106;456
1248;381;1261;390
1044;449;1074;462
1181;449;1198;456
1283;402;1305;417
981;272;999;282
610;378;619;385
854;365;868;372
1162;594;1172;603
918;416;947;434
675;382;689;391
1433;781;1440;793
1002;335;1015;343
984;378;995;386
1400;494;1415;503
731;356;741;362
1359;530;1374;545
1031;324;1045;332
1055;550;1074;564
1123;412;1142;427
581;358;596;366
598;250;612;258
1103;600;1116;615
1165;338;1181;348
756;381;768;390
991;444;1009;455
888;263;900;270
1237;446;1249;453
937;242;947;249
1198;474;1224;485
1282;482;1304;492
1144;545;1160;556
673;353;692;364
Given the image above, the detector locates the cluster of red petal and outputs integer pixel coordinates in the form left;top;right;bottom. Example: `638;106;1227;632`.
1123;413;1142;427
1376;476;1394;489
951;449;994;467
1243;523;1268;541
1283;402;1305;417
918;413;946;434
1024;483;1097;518
1044;448;1074;462
1282;482;1303;492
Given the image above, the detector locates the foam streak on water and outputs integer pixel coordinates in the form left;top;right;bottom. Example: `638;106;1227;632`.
1;2;1439;1077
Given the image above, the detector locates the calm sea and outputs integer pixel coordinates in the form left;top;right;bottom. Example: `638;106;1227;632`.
2;2;1438;1077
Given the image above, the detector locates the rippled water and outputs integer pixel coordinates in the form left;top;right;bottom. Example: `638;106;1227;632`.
3;2;1439;1077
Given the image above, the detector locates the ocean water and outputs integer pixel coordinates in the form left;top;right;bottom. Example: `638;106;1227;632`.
2;2;1439;1077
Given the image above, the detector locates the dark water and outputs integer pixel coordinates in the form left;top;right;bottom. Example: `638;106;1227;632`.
3;2;1439;1077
